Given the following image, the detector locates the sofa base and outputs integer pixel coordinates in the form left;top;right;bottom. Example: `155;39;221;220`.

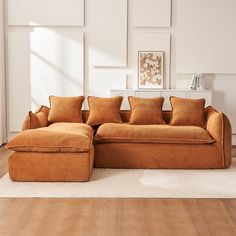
94;143;226;169
8;147;94;182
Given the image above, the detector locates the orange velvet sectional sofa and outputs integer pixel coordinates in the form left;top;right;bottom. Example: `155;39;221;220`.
5;96;232;182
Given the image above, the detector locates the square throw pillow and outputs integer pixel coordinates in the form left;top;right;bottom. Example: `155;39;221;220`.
169;96;206;127
128;96;165;124
87;96;123;125
48;96;84;123
22;106;49;131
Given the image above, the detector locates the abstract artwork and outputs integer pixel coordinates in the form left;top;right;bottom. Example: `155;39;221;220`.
138;51;164;89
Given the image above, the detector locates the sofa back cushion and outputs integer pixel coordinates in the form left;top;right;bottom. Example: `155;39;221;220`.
82;107;210;126
169;97;206;128
48;96;84;123
86;96;123;126
128;96;165;125
82;110;172;124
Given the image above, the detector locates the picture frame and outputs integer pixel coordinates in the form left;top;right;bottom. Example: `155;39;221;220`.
138;51;164;89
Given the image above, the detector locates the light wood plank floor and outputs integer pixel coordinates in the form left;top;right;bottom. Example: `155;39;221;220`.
0;147;236;236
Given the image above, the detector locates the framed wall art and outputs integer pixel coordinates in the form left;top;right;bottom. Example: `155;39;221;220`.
138;51;164;89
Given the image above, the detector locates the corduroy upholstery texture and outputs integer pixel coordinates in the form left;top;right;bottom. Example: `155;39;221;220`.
205;106;232;168
86;96;123;126
94;107;232;169
94;123;215;144
5;105;232;182
6;123;93;153
170;96;206;127
8;147;94;182
94;143;222;169
22;106;49;131
48;96;84;123
128;96;165;124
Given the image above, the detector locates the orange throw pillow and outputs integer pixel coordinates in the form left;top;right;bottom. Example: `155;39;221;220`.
170;96;206;127
128;96;165;124
87;96;123;125
22;106;49;131
48;96;84;123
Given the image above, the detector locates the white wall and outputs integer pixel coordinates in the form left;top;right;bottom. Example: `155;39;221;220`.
8;28;84;131
8;0;84;26
176;0;236;74
0;0;7;145
6;0;236;144
171;0;236;143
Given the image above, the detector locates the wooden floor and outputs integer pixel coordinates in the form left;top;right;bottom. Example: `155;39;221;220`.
0;147;236;236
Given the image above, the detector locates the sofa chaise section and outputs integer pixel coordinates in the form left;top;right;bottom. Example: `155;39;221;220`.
6;123;94;181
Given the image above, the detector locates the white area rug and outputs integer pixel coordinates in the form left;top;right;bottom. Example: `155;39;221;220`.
0;160;236;198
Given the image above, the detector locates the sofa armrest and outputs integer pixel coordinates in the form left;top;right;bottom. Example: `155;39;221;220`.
22;105;50;131
205;106;232;167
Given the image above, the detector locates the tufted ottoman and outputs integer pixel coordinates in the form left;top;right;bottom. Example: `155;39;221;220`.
6;123;94;182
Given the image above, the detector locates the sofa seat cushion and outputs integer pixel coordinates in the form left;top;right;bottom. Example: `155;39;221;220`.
6;123;94;153
94;123;215;144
